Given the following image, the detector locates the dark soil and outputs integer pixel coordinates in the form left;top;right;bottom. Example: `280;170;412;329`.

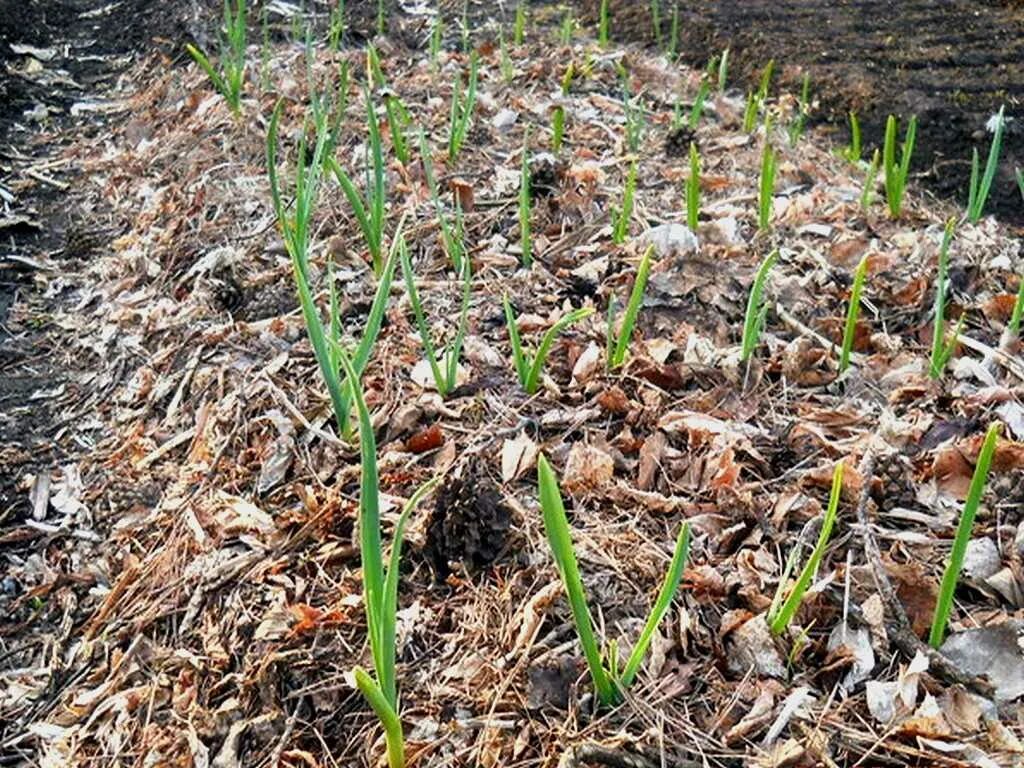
580;0;1024;225
0;0;194;521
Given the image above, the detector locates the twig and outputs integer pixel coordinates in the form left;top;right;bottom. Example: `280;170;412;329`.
774;302;867;366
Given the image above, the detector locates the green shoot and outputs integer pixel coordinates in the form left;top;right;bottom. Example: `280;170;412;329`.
929;423;1001;648
839;255;869;374
418;130;466;274
599;0;610;47
843;111;861;163
742;92;758;133
716;48;730;92
430;14;443;72
377;0;386;36
667;6;679;59
328;0;346;52
519;132;532;267
1009;277;1024;338
328;90;388;276
552;64;574;153
650;0;662;49
787;72;810;147
758;140;777;232
688;78;710;130
741;60;774;133
552;107;566;153
399;238;472;397
612;161;637;244
671;97;683;132
686;142;700;231
929;218;962;379
967;105;1005;223
447;53;479;163
339;348;439;768
185;0;247;117
740;249;779;362
767;547;800;627
1017;167;1024;202
367;44;386;88
560;9;575;45
769;462;843;635
537;454;690;706
883;114;917;219
514;2;527;44
267;101;398;442
756;60;775;104
384;94;411;166
607;244;654;370
621;74;644;153
861;148;880;212
504;296;593;394
499;29;515;83
459;0;470;52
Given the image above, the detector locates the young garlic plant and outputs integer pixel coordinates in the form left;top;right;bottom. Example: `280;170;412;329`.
339;347;439;768
328;89;388;276
186;0;247;116
537;454;691;707
929;219;963;379
447;53;479;163
769;463;843;635
740;249;779;362
267;101;399;442
606;245;654;370
838;255;869;374
883;114;917;219
504;297;593;394
966;106;1005;223
929;422;1001;648
399;237;472;398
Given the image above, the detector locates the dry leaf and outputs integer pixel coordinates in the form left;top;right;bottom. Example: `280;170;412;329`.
562;443;614;493
501;432;538;483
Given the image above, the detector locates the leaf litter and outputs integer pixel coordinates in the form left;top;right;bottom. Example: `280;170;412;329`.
3;1;1024;767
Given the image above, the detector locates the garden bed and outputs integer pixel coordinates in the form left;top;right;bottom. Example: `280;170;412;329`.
3;2;1024;767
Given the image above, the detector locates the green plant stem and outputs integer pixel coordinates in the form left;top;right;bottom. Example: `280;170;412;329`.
758;141;777;231
844;111;861;163
929;423;1001;648
519;131;532;267
537;454;618;705
883;114;917;219
598;0;610;47
612;161;637;244
770;462;844;635
1009;277;1024;338
619;524;690;686
686;141;700;231
967;105;1004;223
929;218;958;379
740;249;779;362
609;244;654;369
353;669;404;768
839;255;869;374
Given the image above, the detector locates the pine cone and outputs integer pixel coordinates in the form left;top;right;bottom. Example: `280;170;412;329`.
876;452;915;511
424;459;511;578
664;125;697;158
529;156;560;200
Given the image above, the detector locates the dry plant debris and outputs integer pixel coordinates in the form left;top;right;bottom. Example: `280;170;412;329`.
4;2;1024;767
